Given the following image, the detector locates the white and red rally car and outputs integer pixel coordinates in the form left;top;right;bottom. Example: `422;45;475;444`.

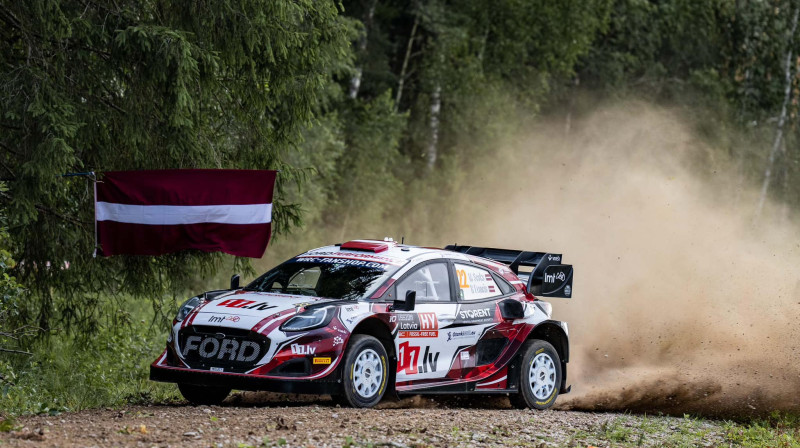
150;240;574;409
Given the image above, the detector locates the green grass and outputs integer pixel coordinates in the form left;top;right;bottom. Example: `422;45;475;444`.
723;413;800;447
564;413;800;448
0;298;180;416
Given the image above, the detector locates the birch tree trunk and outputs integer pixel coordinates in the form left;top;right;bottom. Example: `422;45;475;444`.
349;0;378;100
426;83;442;171
394;14;419;111
756;4;799;216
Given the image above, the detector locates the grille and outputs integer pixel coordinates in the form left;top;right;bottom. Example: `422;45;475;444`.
178;326;269;373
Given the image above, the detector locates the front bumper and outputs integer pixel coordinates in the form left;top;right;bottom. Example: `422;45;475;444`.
150;364;342;395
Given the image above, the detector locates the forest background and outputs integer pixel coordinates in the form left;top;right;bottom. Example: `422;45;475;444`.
1;0;800;415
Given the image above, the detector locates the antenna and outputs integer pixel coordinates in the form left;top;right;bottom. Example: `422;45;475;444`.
401;236;405;244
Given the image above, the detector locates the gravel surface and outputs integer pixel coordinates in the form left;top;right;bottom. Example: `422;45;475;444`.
0;393;731;447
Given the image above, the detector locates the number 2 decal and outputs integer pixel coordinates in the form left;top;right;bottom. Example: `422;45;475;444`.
457;269;469;288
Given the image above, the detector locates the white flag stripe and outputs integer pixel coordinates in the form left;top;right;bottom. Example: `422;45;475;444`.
96;202;272;225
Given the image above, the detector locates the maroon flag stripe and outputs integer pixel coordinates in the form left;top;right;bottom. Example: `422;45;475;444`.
95;170;277;258
97;222;270;258
97;170;276;205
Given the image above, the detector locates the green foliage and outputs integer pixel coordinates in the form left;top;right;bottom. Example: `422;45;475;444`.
0;415;17;432
0;296;178;416
0;1;354;331
725;413;800;447
4;0;800;420
574;0;800;208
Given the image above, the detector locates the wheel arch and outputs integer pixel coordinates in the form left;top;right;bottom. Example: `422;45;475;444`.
349;317;396;393
528;320;569;363
526;320;570;394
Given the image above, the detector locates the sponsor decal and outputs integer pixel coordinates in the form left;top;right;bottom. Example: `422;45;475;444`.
333;336;344;346
397;342;439;374
344;305;360;312
446;329;477;341
460;351;470;361
455;264;501;300
210;366;224;372
332;325;347;334
298;251;403;265
565;285;571;296
544;271;566;283
459;308;490;319
297;257;387;269
399;330;438;338
455;304;495;324
398;313;439;338
547;254;561;262
313;357;332;365
290;343;316;355
216;299;277;311
389;315;397;323
208;315;240;323
182;335;260;362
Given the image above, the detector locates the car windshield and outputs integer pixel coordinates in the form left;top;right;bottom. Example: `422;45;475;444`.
243;258;399;300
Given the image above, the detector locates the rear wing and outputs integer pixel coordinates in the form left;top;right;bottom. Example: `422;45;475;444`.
444;245;573;298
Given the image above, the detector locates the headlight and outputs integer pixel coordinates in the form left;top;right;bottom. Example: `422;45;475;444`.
280;307;335;332
176;296;202;322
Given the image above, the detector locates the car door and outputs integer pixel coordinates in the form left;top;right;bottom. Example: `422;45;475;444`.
451;261;518;379
391;260;462;384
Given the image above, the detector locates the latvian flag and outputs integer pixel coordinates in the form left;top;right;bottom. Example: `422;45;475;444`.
95;170;277;258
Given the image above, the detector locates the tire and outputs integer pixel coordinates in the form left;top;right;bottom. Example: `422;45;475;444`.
339;335;390;408
178;383;231;406
510;340;562;410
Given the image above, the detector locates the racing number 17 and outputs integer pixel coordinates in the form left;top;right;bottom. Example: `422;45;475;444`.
397;341;420;374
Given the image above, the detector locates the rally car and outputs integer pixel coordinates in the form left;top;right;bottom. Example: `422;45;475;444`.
150;240;574;409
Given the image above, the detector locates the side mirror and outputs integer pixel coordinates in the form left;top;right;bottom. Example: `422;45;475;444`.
391;290;416;312
230;274;240;290
499;299;524;320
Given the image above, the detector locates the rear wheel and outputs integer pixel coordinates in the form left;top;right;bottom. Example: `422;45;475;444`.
178;383;231;406
510;340;561;410
339;335;389;408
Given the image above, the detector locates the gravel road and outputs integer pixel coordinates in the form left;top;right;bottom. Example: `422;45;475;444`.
0;393;732;448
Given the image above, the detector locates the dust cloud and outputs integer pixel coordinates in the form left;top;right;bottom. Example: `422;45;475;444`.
429;102;800;417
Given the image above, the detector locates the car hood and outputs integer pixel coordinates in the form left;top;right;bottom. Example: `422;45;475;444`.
189;291;337;330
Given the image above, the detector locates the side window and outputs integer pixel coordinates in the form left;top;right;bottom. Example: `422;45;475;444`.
455;263;503;301
395;262;451;302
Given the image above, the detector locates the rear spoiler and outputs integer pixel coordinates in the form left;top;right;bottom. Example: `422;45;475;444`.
444;245;573;298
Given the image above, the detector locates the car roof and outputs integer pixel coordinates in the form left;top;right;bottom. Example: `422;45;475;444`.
299;240;441;265
298;239;511;271
298;239;523;290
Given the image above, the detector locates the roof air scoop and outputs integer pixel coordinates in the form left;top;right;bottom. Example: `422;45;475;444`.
341;240;392;253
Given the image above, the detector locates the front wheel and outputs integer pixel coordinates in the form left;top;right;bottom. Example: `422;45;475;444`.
178;383;231;406
510;340;562;410
338;335;389;408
